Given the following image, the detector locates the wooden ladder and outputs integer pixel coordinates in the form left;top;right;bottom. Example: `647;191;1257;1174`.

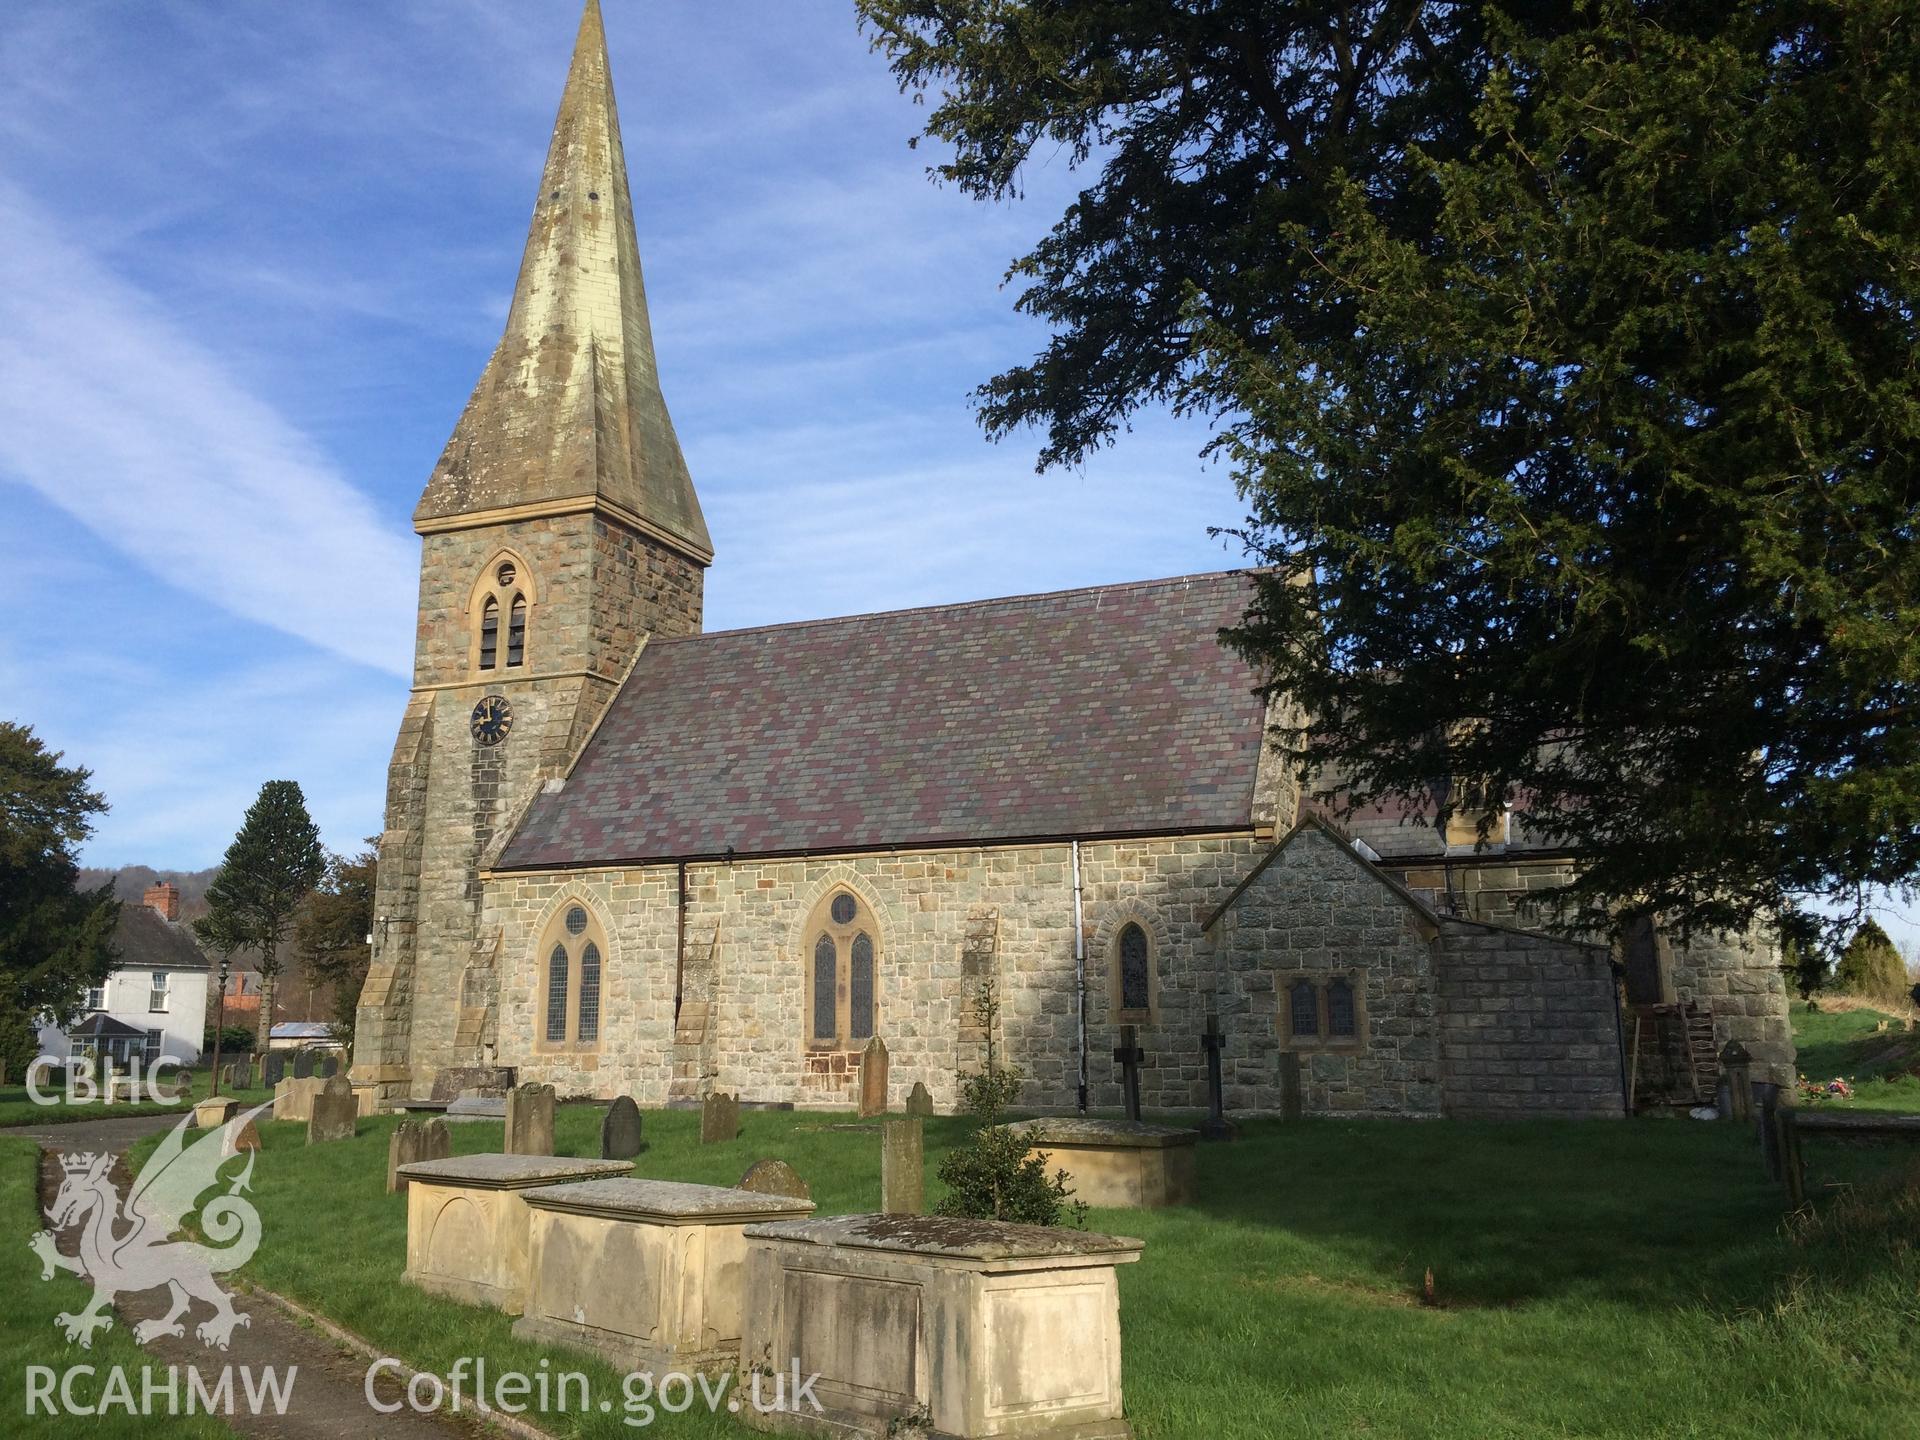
1683;1005;1719;1102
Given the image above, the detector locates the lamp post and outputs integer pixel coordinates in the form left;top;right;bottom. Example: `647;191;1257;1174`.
210;956;231;1098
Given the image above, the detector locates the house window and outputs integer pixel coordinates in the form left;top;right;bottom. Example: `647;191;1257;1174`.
472;553;534;675
1289;980;1320;1038
85;984;105;1011
537;900;608;1049
149;971;170;1014
805;890;880;1049
143;1030;161;1066
1117;923;1151;1014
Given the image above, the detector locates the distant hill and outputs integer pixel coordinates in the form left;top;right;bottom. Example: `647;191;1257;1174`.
76;865;219;921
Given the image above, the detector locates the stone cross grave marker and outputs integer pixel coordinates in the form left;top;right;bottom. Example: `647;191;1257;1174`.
858;1036;890;1118
307;1074;358;1144
291;1050;313;1080
1113;1025;1145;1122
1278;1052;1303;1121
602;1096;645;1160
700;1091;739;1144
905;1081;934;1118
738;1158;811;1200
506;1082;556;1156
1199;1013;1237;1141
262;1052;285;1087
881;1115;925;1215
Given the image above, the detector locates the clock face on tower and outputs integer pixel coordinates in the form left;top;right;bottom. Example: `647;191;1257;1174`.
470;695;512;746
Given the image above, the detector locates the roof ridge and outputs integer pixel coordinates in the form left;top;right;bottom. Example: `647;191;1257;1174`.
663;568;1252;645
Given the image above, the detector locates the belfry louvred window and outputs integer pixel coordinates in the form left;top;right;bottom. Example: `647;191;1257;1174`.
479;598;500;670
507;596;527;667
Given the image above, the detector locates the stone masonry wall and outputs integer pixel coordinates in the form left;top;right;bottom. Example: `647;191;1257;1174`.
1204;826;1444;1117
1431;921;1625;1118
486;835;1269;1113
1389;855;1795;1088
353;510;702;1098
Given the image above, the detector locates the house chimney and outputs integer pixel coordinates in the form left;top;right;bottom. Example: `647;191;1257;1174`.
143;882;180;922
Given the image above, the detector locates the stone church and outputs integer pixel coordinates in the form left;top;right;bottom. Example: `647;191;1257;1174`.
352;2;1793;1119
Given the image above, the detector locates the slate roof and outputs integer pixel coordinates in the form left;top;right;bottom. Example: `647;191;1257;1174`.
110;903;210;973
499;570;1269;869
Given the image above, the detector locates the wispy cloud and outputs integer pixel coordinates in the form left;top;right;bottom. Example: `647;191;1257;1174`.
0;181;414;676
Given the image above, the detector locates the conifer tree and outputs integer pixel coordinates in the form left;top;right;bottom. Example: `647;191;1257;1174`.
202;781;325;1055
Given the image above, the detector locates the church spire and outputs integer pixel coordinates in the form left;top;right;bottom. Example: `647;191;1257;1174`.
415;0;711;564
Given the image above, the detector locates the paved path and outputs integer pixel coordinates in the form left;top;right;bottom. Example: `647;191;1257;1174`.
25;1113;490;1439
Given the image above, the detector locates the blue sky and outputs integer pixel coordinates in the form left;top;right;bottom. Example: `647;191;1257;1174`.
3;1;1911;958
0;0;1238;869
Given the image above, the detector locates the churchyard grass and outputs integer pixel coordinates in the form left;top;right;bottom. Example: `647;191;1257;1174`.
116;1103;1916;1439
0;1137;232;1438
0;1075;276;1129
1790;1000;1920;1112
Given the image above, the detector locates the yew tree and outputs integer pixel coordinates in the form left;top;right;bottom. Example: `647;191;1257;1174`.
859;0;1920;940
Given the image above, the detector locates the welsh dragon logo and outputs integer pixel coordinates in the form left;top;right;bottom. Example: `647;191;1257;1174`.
30;1104;271;1349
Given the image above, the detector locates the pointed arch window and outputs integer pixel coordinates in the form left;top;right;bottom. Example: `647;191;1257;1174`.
805;890;881;1049
471;556;534;675
1117;924;1151;1013
538;901;608;1050
545;944;570;1042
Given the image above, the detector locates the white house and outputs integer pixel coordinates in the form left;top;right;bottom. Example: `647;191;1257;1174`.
37;887;212;1070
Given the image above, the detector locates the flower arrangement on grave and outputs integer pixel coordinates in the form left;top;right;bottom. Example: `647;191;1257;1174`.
1797;1075;1854;1103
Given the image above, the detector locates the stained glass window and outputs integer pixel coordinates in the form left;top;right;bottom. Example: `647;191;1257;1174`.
480;597;499;670
565;906;589;936
545;944;569;1042
850;932;874;1040
812;933;837;1041
1289;979;1320;1038
577;942;601;1042
507;596;526;667
1118;924;1150;1012
1327;978;1356;1037
830;893;857;925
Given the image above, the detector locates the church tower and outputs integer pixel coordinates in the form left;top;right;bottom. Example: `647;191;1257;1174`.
353;0;710;1098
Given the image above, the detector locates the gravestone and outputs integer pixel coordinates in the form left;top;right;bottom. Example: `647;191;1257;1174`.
232;1061;253;1091
1113;1025;1145;1123
601;1096;645;1160
858;1037;890;1118
319;1055;339;1080
308;1074;358;1143
219;1063;234;1090
505;1082;557;1156
1719;1039;1753;1123
905;1081;934;1118
230;1119;262;1154
737;1158;811;1201
429;1065;515;1103
446;1093;507;1120
1279;1052;1303;1121
262;1052;286;1087
292;1050;314;1080
699;1091;739;1144
388;1118;453;1193
1199;1014;1237;1141
881;1115;925;1215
